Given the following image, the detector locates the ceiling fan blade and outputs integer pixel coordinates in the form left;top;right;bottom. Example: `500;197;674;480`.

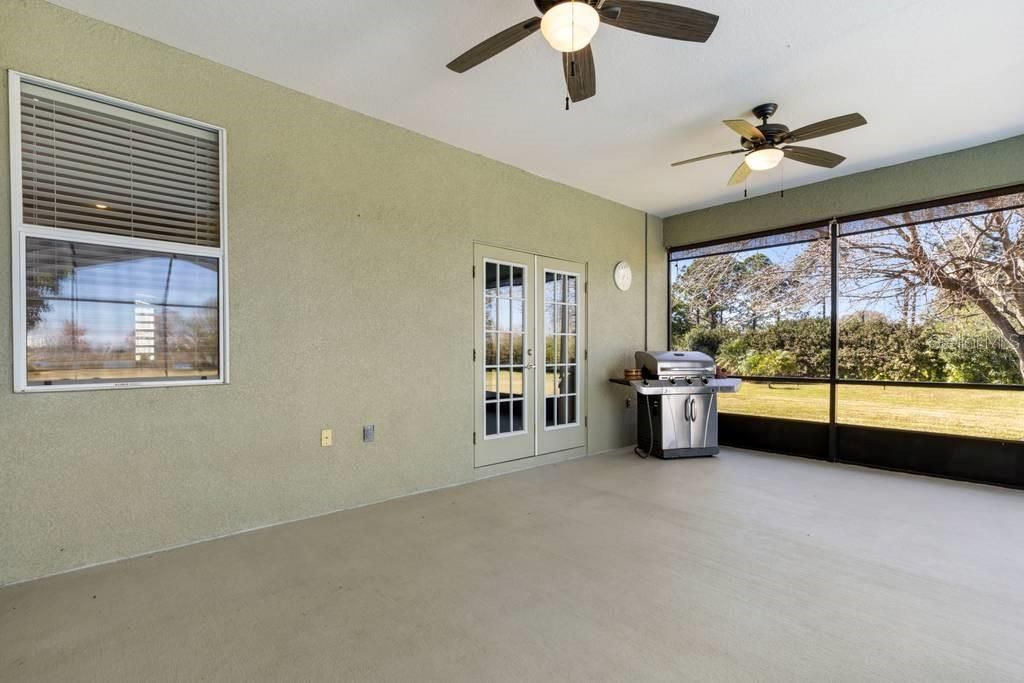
722;119;765;142
727;159;752;186
563;44;596;103
670;149;744;167
602;1;719;42
785;113;867;143
784;146;846;168
446;18;542;73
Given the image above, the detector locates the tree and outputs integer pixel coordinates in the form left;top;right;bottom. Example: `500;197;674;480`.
170;303;219;371
840;199;1024;381
58;320;90;354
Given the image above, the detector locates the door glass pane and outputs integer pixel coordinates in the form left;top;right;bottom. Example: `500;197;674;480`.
25;237;220;386
486;403;498;435
544;366;557;397
489;366;501;397
510;266;525;299
511;334;524;364
543;269;581;428
496;332;508;364
511;399;525;432
482;259;529;438
484;298;496;331
510;368;525;399
500;401;511;432
485;333;497;364
485;262;498;295
511;300;524;332
498;299;510;331
500;265;511;298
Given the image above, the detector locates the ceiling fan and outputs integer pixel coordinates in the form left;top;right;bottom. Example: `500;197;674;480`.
671;103;868;185
446;1;719;104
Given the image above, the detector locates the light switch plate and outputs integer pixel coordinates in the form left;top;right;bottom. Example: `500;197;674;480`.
363;425;375;443
321;429;333;447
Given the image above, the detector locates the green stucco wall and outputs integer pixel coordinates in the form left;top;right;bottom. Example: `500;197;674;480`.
0;0;666;585
664;135;1024;247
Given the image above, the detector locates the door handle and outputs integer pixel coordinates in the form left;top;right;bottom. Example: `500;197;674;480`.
688;396;696;422
526;363;536;370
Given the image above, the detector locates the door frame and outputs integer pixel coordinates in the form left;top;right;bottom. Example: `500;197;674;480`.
472;241;588;469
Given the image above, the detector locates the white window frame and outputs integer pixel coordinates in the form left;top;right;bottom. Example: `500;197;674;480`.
8;71;229;393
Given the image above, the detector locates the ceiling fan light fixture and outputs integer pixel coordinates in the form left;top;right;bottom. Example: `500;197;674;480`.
540;1;601;53
745;147;784;171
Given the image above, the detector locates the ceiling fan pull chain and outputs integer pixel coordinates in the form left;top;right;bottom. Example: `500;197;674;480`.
565;96;570;111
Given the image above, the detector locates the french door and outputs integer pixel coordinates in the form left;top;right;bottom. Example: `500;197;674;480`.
474;245;586;468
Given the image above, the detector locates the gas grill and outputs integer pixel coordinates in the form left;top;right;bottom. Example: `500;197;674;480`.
630;351;741;459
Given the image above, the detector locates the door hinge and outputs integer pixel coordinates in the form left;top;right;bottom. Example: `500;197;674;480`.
584;349;588;361
473;431;477;445
585;281;589;294
472;265;476;278
473;348;477;362
585;416;588;427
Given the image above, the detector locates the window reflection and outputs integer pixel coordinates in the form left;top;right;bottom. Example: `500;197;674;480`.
25;237;219;385
483;259;528;437
544;271;580;428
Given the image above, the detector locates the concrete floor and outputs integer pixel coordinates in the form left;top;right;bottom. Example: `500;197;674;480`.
2;448;1024;681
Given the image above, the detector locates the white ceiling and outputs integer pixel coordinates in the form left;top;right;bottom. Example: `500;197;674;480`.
51;0;1024;217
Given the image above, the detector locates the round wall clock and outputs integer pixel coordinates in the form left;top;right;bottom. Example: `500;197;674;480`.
613;261;632;292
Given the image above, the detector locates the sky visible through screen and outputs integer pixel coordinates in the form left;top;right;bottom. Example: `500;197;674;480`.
28;252;218;348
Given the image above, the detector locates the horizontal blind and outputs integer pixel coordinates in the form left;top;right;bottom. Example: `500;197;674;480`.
20;82;221;248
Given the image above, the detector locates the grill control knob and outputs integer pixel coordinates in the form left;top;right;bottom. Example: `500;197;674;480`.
701;377;709;385
685;377;694;385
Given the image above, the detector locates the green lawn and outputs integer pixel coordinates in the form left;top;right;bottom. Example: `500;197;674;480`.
719;381;1024;441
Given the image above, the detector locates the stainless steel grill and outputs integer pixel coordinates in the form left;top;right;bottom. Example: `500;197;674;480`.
631;351;741;459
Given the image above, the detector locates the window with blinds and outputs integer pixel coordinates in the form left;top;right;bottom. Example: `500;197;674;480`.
20;82;220;247
11;73;227;392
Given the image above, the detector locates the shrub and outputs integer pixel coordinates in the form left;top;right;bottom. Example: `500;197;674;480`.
738;349;800;376
680;327;735;358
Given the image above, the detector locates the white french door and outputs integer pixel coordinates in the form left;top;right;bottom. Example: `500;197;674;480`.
474;245;586;468
535;255;586;455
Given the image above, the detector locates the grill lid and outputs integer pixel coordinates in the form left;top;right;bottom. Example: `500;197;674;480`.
635;351;716;378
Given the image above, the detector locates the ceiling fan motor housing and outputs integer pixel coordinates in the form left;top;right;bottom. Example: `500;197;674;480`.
741;123;790;149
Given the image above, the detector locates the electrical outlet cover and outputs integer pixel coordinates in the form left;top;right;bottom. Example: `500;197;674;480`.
321;429;333;447
363;425;375;443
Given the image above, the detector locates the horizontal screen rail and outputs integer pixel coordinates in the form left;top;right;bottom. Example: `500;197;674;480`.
730;375;831;385
835;378;1024;392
